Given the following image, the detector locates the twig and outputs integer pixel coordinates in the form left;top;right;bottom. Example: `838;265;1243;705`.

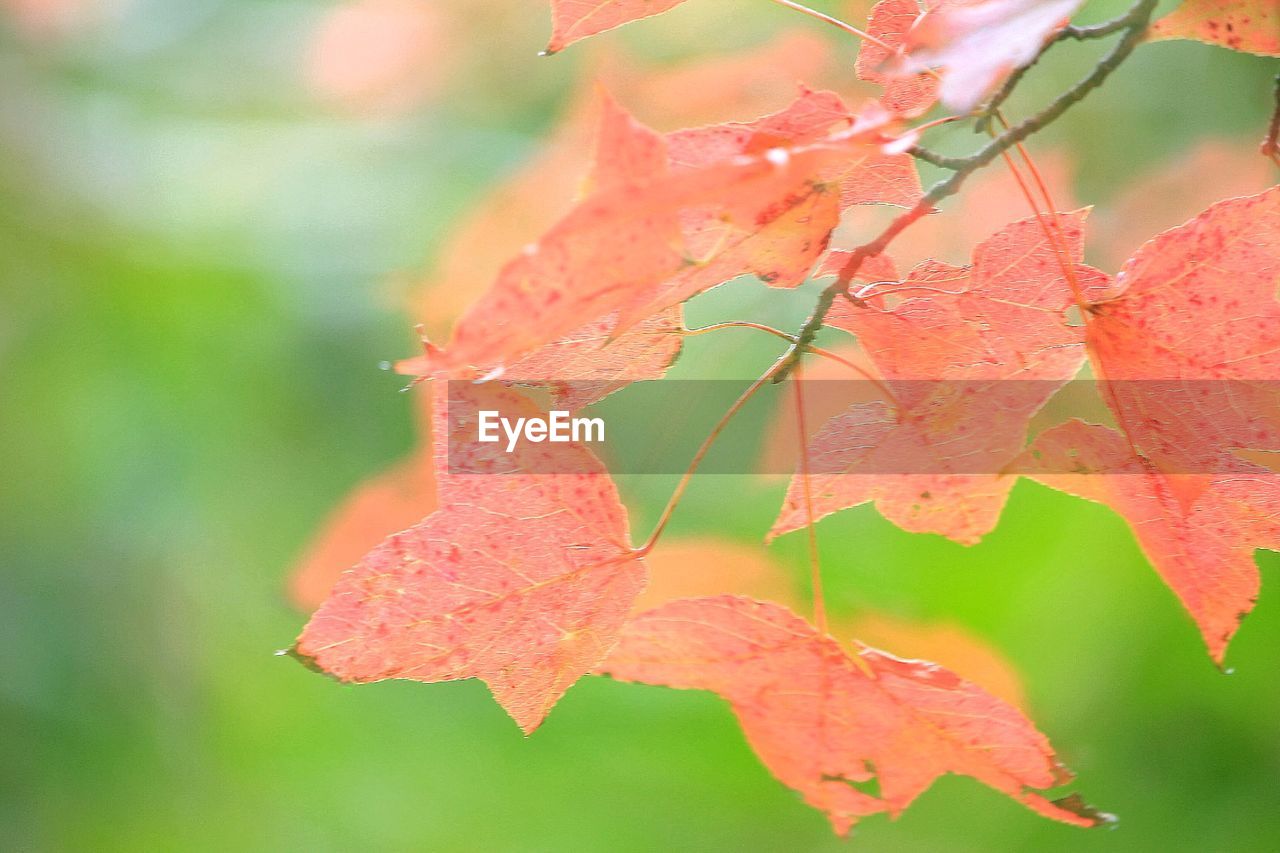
974;8;1146;132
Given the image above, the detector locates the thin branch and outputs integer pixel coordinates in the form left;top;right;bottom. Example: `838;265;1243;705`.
974;8;1144;132
908;145;960;169
1060;16;1142;41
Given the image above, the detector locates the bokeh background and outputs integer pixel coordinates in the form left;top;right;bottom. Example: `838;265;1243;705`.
3;0;1279;849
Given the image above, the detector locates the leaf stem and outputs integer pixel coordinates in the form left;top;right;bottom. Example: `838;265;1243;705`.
791;362;827;634
635;362;783;556
683;320;797;344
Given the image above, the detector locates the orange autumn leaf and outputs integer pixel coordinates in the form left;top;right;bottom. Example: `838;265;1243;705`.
417;33;845;338
772;211;1107;544
664;87;920;209
598;596;1106;834
402;89;687;407
852;612;1026;708
637;539;1027;706
1017;420;1280;662
543;0;689;54
893;0;1085;111
433;92;905;373
857;0;941;116
1150;0;1280;56
611;88;919;330
1087;186;1280;477
399;307;686;411
295;382;645;734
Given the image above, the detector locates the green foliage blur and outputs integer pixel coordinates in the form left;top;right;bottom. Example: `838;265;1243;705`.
2;0;1278;849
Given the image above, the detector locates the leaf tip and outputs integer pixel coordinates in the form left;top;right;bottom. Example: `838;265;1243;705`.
279;643;337;680
1051;793;1117;829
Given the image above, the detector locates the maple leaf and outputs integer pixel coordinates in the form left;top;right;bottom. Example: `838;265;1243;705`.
772;211;1108;544
1150;0;1280;56
432;91;909;374
857;0;942;116
400;308;686;411
638;538;1028;705
543;0;689;54
611;88;920;331
893;0;1086;112
1017;419;1280;662
295;381;645;734
402;93;687;409
1086;186;1280;476
598;596;1107;834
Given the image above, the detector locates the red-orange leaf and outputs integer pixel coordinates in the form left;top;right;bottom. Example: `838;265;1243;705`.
434;92;903;373
772;211;1107;544
857;0;941;116
1087;186;1280;475
1150;0;1280;56
296;382;645;733
544;0;688;54
639;539;1029;706
612;89;919;329
599;596;1106;834
403;307;685;411
1017;420;1280;662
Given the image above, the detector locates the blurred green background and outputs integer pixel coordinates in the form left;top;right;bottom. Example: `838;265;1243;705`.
3;0;1278;849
